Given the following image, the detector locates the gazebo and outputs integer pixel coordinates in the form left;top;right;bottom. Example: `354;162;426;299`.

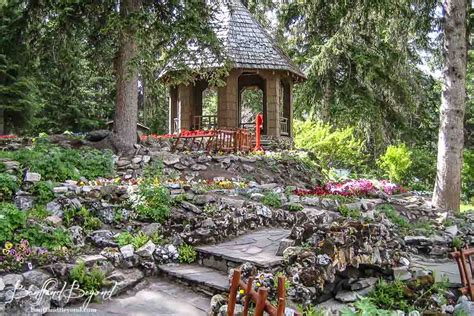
164;0;306;140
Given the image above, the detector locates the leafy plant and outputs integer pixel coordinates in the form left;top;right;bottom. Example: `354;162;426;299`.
462;149;474;204
293;120;366;171
115;231;134;247
407;148;436;191
0;203;27;243
0;143;113;182
20;225;72;249
136;181;171;222
0;173;18;201
30;181;54;205
377;144;412;183
262;192;282;208
287;203;304;212
69;261;105;292
341;298;392;316
452;236;464;249
338;205;361;219
115;231;150;248
27;205;50;220
367;279;413;312
63;207;102;231
178;243;197;263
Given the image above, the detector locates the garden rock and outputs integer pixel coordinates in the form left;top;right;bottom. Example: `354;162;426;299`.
69;226;85;247
255;204;272;218
142;223;162;237
454;296;474;315
104;268;144;296
180;201;202;214
2;274;24;287
120;245;134;259
86;129;110;142
76;254;107;266
14;192;34;211
96;206;115;224
218;304;244;316
22;270;52;288
210;294;227;314
45;215;62;226
89;229;116;247
276;238;295;256
100;248;123;266
24;172;41;182
136;240;156;257
3;285;51;316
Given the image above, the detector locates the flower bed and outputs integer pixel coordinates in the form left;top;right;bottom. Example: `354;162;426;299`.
294;179;405;197
0;135;17;139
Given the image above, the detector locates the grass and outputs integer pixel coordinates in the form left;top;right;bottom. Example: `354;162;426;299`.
460;204;474;212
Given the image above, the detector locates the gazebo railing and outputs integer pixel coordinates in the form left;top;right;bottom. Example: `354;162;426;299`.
280;117;289;136
193;115;217;130
240;122;256;133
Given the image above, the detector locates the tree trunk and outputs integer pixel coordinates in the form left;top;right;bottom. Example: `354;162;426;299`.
112;0;140;153
432;0;467;211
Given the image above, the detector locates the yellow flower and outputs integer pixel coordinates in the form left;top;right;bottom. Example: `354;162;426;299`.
239;289;245;295
256;282;261;287
5;242;13;250
2;249;8;255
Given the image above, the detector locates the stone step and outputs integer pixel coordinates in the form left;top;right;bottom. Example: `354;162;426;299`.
196;228;290;272
158;263;229;296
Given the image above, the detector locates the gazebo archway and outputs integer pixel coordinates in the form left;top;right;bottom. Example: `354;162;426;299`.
238;72;266;134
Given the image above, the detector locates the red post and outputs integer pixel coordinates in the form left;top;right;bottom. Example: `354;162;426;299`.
276;276;286;316
254;113;264;152
255;287;268;316
227;269;241;316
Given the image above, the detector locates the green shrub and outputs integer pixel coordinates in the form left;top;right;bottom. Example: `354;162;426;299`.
293;120;366;170
462;149;474;204
406;148;436;191
377;144;412;183
115;231;134;247
136;182;171;222
64;207;102;231
115;231;150;248
367;279;413;312
262;192;282;208
0;203;70;249
30;181;54;205
0;143;113;182
341;298;392;316
69;261;105;292
338;205;361;219
287;203;304;212
0;173;18;201
178;243;197;263
0;203;27;243
20;225;71;249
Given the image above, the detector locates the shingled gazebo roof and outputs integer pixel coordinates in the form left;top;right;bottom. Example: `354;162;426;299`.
162;0;306;81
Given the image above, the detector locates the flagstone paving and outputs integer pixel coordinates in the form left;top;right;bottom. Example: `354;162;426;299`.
196;228;291;268
48;278;210;316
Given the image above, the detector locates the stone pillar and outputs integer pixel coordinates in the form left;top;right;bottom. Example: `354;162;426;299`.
177;84;193;131
168;86;178;133
265;73;281;137
217;70;240;128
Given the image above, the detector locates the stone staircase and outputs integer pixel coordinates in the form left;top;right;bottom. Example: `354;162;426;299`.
158;228;291;296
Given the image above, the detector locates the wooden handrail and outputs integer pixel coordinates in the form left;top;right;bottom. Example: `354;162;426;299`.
227;269;299;316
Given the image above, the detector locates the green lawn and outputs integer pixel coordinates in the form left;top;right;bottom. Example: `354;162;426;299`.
461;204;474;212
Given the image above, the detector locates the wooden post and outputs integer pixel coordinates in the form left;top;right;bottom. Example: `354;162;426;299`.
243;276;254;316
227;269;241;316
276;276;286;316
254;287;268;316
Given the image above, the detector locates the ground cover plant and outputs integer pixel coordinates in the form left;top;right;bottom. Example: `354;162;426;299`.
0;141;114;182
